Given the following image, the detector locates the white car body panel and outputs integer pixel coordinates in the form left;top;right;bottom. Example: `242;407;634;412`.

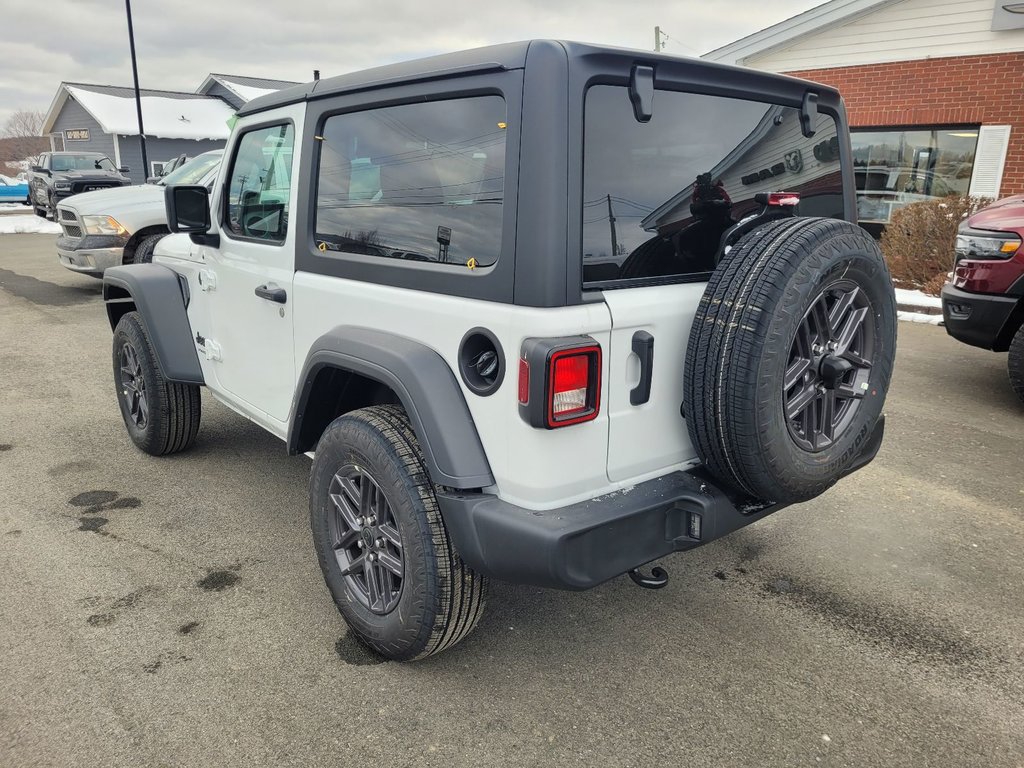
602;283;703;482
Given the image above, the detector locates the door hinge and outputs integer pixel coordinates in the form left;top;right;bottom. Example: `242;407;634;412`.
202;338;222;361
198;269;217;291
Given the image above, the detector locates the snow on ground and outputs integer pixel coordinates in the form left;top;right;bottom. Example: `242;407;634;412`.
0;203;29;210
898;310;944;325
894;287;942;308
0;215;61;235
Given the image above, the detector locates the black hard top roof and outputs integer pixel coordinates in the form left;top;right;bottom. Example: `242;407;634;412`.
237;41;531;117
236;40;838;117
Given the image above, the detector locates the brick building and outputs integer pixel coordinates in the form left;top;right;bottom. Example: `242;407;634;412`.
705;0;1024;230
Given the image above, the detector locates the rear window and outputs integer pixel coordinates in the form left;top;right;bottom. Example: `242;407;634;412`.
314;96;506;268
582;86;844;285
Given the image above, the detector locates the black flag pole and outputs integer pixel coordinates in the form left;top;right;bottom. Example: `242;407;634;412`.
125;0;148;180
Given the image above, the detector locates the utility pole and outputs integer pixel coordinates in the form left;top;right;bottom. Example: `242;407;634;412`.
125;0;148;180
654;25;664;52
607;194;619;257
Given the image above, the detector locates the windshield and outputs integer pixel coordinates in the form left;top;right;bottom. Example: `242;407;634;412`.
159;152;222;186
51;154;115;172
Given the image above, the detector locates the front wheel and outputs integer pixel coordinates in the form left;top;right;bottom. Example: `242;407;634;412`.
310;405;487;661
1009;323;1024;405
132;232;167;264
112;311;201;455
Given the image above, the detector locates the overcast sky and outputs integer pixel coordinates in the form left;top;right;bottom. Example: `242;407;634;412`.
1;0;823;132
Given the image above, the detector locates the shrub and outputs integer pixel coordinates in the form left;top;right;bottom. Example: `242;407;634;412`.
880;195;991;294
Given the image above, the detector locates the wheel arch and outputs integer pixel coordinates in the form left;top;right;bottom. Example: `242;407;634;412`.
994;297;1024;352
289;327;494;490
102;264;204;385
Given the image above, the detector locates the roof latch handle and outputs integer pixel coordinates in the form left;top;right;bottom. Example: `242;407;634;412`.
629;64;655;123
800;91;819;138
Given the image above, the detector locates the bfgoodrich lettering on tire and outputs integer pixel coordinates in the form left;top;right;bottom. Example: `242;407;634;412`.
112;311;201;455
683;217;896;503
310;405;487;661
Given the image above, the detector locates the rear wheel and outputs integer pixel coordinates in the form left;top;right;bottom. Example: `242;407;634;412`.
1009;323;1024;405
310;405;487;661
684;217;896;503
112;311;201;455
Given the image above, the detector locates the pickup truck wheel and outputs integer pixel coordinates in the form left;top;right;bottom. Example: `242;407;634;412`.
112;311;201;456
683;217;896;503
1009;323;1024;405
133;233;166;264
310;405;487;661
46;192;58;220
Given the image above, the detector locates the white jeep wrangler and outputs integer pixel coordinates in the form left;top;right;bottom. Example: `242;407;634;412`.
102;41;896;661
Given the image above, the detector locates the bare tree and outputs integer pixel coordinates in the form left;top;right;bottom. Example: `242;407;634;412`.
2;109;46;139
1;109;48;167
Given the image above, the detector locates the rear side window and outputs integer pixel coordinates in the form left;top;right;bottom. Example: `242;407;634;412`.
314;96;506;268
582;86;843;285
224;123;295;244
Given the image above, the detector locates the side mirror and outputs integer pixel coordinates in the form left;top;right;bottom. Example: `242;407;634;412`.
119;167;130;174
166;184;211;233
166;184;220;247
30;165;42;173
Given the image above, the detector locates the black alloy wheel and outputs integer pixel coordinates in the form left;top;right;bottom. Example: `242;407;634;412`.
119;341;149;429
784;280;875;452
111;311;202;456
328;464;404;615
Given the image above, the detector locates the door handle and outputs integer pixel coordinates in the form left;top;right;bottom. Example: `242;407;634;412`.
630;331;654;406
254;284;287;304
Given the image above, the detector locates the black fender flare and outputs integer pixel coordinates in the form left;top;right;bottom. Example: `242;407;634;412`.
288;327;494;489
102;264;204;385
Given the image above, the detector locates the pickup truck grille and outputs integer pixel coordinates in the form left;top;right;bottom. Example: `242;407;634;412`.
70;180;121;195
57;206;83;242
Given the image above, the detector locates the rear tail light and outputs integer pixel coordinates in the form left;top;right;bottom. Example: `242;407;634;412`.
518;338;602;429
550;349;595;420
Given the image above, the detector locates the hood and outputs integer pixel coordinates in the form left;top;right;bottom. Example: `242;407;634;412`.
966;194;1024;234
61;183;165;215
54;168;128;181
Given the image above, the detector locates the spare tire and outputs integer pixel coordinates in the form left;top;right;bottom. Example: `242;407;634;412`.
683;217;896;503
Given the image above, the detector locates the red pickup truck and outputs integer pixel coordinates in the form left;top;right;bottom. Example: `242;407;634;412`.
942;195;1024;403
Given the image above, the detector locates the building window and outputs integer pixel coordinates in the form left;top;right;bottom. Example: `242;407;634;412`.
851;127;979;224
314;95;506;268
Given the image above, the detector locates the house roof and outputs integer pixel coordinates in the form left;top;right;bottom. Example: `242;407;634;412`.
198;73;300;102
43;82;235;140
702;0;898;65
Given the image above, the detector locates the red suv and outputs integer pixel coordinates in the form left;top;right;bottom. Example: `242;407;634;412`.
942;195;1024;404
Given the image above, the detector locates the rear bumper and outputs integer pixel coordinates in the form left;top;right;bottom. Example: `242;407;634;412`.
57;234;126;276
941;284;1019;351
438;416;885;590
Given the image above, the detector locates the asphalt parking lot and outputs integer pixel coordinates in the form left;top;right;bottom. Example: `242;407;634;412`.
1;233;1023;768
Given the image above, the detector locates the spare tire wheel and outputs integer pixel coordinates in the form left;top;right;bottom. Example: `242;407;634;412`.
683;217;896;504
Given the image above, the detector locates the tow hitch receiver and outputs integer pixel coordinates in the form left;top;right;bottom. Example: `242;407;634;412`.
628;566;669;589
